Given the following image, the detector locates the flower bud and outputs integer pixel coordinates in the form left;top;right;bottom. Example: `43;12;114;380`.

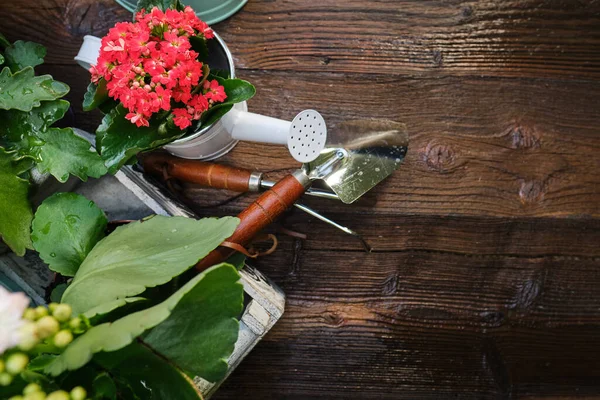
70;386;87;400
23;392;45;400
34;306;48;319
68;317;82;331
0;372;13;386
8;395;24;400
46;390;70;400
22;308;37;321
36;316;60;339
52;304;72;323
48;303;59;314
23;383;42;394
5;353;29;375
53;330;73;348
19;322;39;351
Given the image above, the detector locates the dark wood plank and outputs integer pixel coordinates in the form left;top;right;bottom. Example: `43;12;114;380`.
214;249;600;399
180;70;600;219
3;0;600;80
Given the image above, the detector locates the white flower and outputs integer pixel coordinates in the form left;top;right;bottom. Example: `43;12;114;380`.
0;286;30;355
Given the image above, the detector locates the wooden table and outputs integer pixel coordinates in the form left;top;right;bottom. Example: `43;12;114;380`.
2;0;600;398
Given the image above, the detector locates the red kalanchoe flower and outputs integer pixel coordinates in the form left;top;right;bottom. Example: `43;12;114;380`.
172;108;192;129
203;79;227;103
89;6;226;130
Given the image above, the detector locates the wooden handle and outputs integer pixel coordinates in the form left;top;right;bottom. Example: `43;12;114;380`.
196;173;309;271
140;152;255;192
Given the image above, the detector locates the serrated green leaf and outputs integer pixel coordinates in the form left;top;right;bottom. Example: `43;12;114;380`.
0;66;69;111
0;99;69;159
83;79;109;112
36;127;107;182
97;343;202;400
97;105;185;174
45;263;239;377
143;263;243;382
0;148;33;255
62;215;239;314
92;372;117;400
32;193;107;276
4;40;46;72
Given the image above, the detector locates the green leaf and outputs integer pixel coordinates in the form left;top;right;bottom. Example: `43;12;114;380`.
32;193;107;276
0;66;69;111
189;36;208;62
92;372;117;400
143;263;243;382
50;283;68;303
62;215;239;314
45;263;239;377
27;355;57;371
199;77;255;128
84;297;146;321
0;100;69;158
0;148;33;255
4;40;46;72
0;53;4;65
83;79;109;112
36;127;107;182
0;33;11;49
97;343;202;400
97;105;185;174
227;252;247;271
135;0;183;14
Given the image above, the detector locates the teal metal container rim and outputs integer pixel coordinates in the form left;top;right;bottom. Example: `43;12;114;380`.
114;0;248;25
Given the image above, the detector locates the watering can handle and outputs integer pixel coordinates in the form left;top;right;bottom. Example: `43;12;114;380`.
195;170;310;271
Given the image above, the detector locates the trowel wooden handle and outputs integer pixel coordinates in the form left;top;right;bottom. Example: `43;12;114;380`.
196;172;310;271
140;152;259;193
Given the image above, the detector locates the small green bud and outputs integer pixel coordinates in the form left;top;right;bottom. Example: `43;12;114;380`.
8;395;24;400
68;317;82;331
34;306;48;319
22;308;37;321
6;353;29;375
52;304;72;323
0;359;4;373
23;392;45;400
0;372;13;386
23;383;42;394
19;322;39;351
46;390;70;400
36;316;60;339
70;386;87;400
53;330;73;348
48;303;59;313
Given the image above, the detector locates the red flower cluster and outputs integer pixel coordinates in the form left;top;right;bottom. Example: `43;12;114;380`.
90;6;227;129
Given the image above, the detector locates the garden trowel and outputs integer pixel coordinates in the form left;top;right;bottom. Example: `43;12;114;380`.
194;118;408;270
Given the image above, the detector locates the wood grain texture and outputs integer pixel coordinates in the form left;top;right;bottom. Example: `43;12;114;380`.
1;0;600;398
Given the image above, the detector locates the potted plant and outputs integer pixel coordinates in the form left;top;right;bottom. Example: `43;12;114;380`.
83;0;256;173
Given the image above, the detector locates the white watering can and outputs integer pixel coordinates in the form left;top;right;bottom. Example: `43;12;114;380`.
75;34;327;163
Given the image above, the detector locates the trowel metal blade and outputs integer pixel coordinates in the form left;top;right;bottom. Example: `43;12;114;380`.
306;119;408;204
